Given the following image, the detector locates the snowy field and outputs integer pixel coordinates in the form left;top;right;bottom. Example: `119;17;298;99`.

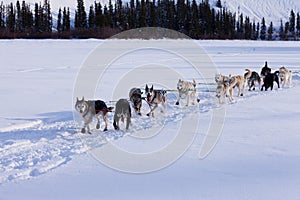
0;39;300;199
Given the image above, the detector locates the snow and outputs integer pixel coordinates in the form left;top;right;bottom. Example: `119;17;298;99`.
212;0;300;26
0;39;300;199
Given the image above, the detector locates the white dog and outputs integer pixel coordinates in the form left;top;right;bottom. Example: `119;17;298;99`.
215;74;231;103
279;66;292;87
175;79;200;106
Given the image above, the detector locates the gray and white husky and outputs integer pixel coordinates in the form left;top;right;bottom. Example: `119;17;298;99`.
175;79;200;106
145;84;167;117
75;97;113;133
113;99;131;130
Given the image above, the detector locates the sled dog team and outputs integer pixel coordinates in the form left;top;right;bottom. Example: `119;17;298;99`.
75;79;200;133
215;62;292;104
76;62;292;133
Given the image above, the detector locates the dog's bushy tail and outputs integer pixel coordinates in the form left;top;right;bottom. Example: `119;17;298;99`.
107;107;114;112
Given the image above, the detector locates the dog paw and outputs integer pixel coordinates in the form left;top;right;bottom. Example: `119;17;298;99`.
81;128;86;134
103;128;108;132
96;124;100;129
175;102;179;105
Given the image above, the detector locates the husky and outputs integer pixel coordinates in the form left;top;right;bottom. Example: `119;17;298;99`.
215;73;232;103
75;97;113;133
144;84;167;117
261;71;280;91
129;88;143;115
244;69;261;91
113;99;131;131
279;66;292;87
227;74;246;97
175;79;200;106
260;61;271;78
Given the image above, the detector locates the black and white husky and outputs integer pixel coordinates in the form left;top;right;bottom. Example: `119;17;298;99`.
145;84;167;117
75;97;113;133
175;79;200;106
113;99;131;131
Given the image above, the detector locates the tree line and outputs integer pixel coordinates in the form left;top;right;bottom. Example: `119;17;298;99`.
0;0;300;40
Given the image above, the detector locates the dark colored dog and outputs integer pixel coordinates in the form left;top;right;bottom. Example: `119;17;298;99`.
244;69;261;91
113;99;131;130
261;71;280;91
129;88;143;115
260;61;271;78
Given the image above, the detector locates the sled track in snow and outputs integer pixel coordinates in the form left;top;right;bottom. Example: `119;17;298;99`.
0;74;299;184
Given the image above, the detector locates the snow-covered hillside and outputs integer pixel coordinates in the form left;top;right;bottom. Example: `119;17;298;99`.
213;0;300;26
0;39;300;199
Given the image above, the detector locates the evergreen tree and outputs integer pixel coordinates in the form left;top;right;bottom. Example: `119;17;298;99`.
116;0;124;28
16;1;22;32
34;3;40;32
267;21;273;40
150;0;156;27
108;0;114;28
285;22;289;35
95;2;104;28
289;9;295;36
57;8;62;32
129;0;135;28
256;22;260;39
103;5;109;27
88;5;95;29
43;0;52;32
0;3;5;30
62;7;70;32
190;0;199;38
75;0;87;29
296;13;300;37
260;17;266;40
216;0;222;8
279;19;285;40
244;16;251;39
6;3;15;33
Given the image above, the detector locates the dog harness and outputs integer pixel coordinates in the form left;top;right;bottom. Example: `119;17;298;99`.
93;100;108;114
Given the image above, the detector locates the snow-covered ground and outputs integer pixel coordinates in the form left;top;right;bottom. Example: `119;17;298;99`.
0;39;300;199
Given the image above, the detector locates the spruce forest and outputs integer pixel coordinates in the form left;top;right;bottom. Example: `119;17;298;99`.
0;0;300;40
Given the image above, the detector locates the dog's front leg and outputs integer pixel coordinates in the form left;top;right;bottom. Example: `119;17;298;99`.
81;122;90;134
147;104;158;117
186;94;190;106
175;93;181;105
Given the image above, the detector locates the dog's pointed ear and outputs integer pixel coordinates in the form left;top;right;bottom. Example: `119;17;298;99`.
179;78;181;82
76;97;79;101
150;85;153;92
145;84;148;91
82;96;84;101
